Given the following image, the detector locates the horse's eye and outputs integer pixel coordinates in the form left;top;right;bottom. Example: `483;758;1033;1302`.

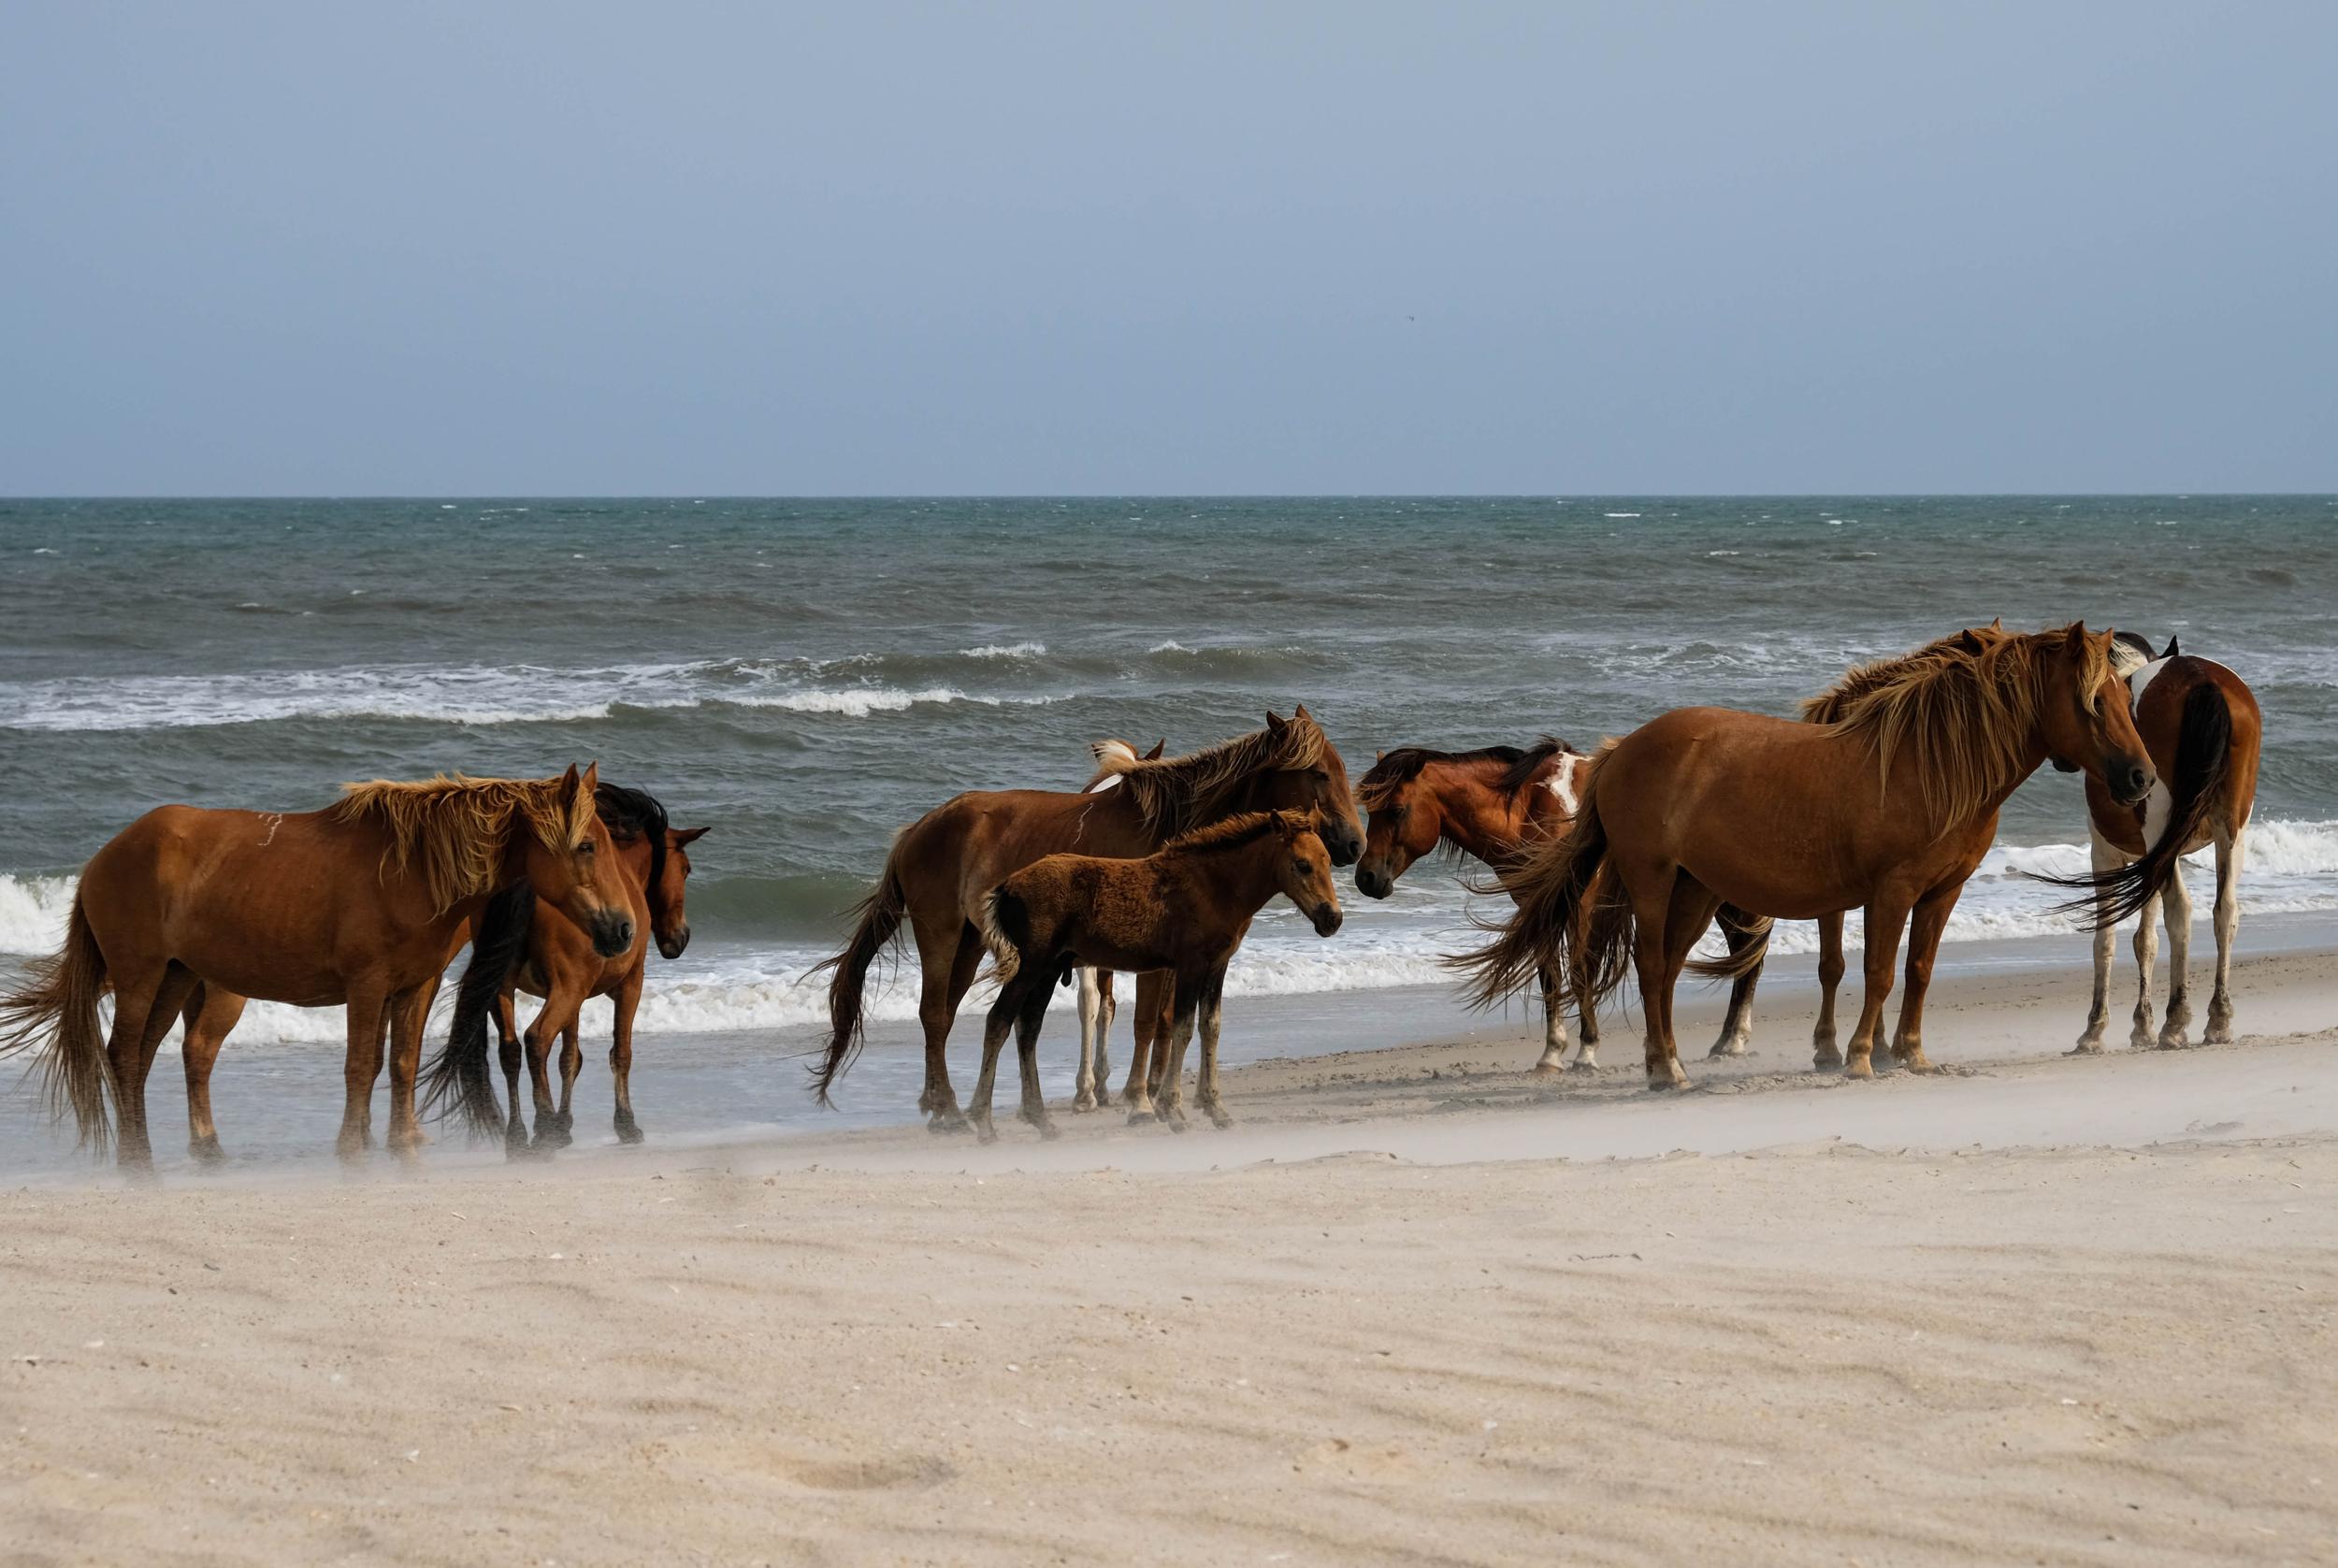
1311;769;1329;782
575;841;595;855
1294;859;1313;875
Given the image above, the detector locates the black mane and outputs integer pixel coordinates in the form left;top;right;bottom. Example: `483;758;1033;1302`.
1360;739;1575;804
595;783;671;924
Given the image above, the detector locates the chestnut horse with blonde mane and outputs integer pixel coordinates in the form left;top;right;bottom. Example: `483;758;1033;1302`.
1355;738;1773;1072
1458;625;2157;1087
973;809;1345;1139
0;766;631;1168
812;709;1362;1129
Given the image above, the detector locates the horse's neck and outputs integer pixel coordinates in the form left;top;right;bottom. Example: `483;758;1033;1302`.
1434;768;1530;865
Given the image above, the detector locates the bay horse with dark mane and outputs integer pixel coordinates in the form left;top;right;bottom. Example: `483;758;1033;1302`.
972;809;1345;1138
411;784;709;1153
811;709;1363;1129
0;767;629;1168
2065;634;2263;1051
1457;625;2157;1087
1354;738;1772;1072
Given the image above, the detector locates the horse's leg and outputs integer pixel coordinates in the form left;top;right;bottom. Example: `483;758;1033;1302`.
1145;980;1177;1101
968;977;1023;1144
1096;970;1116;1091
1192;964;1234;1129
1622;871;1684;1090
1843;894;1913;1080
1706;908;1762;1059
611;966;645;1144
1529;960;1572;1075
1888;883;1963;1072
181;985;246;1166
2127;877;2162;1050
1122;971;1168;1122
496;987;527;1154
916;917;983;1131
1013;968;1060;1140
1073;967;1104;1112
2203;827;2244;1044
1811;912;1847;1071
337;985;392;1161
2156;861;2196;1047
1152;976;1202;1131
1571;961;1603;1068
115;961;198;1172
384;984;435;1159
525;985;585;1151
555;1018;583;1135
1649;878;1718;1090
2073;828;2123;1054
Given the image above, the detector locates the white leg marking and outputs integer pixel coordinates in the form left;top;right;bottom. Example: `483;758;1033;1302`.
2206;827;2244;1043
2074;827;2122;1052
1073;967;1103;1109
2158;860;2193;1046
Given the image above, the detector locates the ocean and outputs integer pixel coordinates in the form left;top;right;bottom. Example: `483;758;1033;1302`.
4;496;2334;1169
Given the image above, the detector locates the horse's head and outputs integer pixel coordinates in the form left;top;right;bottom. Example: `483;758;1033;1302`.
1353;751;1442;899
652;825;710;959
1256;707;1364;868
1270;811;1345;938
2039;624;2155;807
522;764;636;957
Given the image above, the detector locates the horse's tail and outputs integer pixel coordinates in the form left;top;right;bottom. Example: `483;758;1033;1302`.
1450;744;1625;1010
0;895;115;1154
421;880;534;1139
974;887;1024;983
807;842;911;1105
2037;678;2233;928
1685;910;1774;982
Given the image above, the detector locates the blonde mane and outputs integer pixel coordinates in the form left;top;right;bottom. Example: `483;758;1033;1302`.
329;772;594;913
1799;623;2113;825
1098;714;1330;840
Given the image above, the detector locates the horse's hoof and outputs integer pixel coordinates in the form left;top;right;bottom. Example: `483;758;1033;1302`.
1898;1054;1939;1075
1811;1051;1843;1072
2068;1038;2105;1056
1125;1109;1156;1127
1025;1116;1062;1142
1204;1106;1234;1130
928;1110;971;1135
973;1121;999;1145
188;1136;227;1167
2204;1023;2235;1046
614;1119;645;1145
1568;1057;1604;1074
1842;1057;1875;1081
1072;1091;1100;1113
1645;1074;1688;1092
1529;1059;1566;1079
2156;1029;2191;1050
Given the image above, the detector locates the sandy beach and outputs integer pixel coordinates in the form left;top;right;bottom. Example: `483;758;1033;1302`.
5;950;2334;1567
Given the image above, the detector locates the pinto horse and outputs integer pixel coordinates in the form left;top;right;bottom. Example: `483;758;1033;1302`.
0;767;629;1167
1354;738;1774;1072
1457;625;2157;1087
811;709;1363;1129
972;810;1345;1139
2064;635;2263;1051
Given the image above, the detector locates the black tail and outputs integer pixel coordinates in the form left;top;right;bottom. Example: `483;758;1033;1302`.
422;879;535;1139
1684;908;1774;982
806;844;909;1105
2038;677;2231;928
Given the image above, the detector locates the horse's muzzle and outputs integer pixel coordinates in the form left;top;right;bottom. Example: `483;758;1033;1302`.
590;911;635;957
657;922;690;961
1354;865;1394;899
2111;758;2155;809
1328;825;1364;868
1310;903;1344;937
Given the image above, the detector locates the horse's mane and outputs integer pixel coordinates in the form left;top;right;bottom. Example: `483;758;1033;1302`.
595;782;671;920
1099;714;1329;839
330;772;594;914
1799;623;2113;824
1159;809;1317;856
1357;738;1574;811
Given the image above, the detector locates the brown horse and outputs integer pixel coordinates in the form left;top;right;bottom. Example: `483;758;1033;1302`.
166;783;698;1164
1457;625;2157;1087
811;708;1363;1129
0;767;629;1168
1354;738;1773;1072
1069;737;1162;1108
972;809;1345;1139
2065;635;2263;1051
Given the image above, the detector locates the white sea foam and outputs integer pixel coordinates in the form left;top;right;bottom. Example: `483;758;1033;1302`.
960;642;1046;659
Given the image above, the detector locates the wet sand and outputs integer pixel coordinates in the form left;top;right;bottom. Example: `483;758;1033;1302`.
3;949;2335;1566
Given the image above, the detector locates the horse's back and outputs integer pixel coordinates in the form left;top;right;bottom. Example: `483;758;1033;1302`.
901;785;1148;917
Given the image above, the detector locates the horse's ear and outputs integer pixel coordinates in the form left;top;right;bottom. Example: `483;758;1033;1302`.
1374;750;1386;762
1954;629;1984;654
1293;703;1313;723
2162;634;2181;660
2063;621;2088;655
1264;711;1287;734
577;761;599;798
1987;616;2003;631
560;762;583;798
671;825;711;846
1143;739;1164;760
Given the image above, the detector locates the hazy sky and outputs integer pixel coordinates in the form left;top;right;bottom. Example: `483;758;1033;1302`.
4;3;2332;495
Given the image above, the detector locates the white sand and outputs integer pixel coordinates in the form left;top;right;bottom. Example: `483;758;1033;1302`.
3;948;2334;1565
